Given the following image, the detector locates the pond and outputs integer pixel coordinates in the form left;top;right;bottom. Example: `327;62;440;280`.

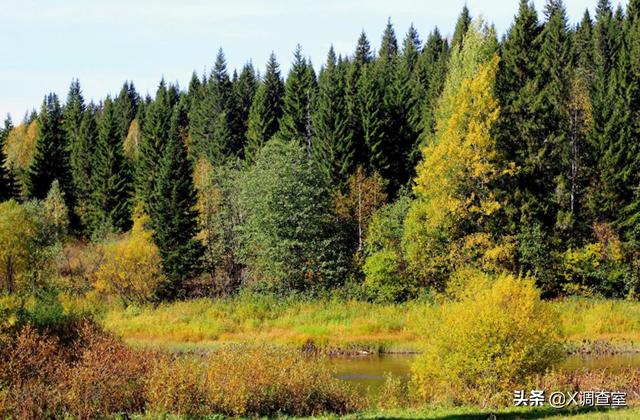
330;353;640;395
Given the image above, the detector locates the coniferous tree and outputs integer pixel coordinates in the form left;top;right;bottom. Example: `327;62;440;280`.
89;97;133;233
150;97;202;298
346;31;373;169
113;82;140;145
392;24;422;187
279;45;317;146
609;1;640;235
313;47;353;187
451;5;472;51
534;0;573;233
232;62;258;155
63;80;93;221
0;116;18;201
495;0;542;231
29;94;76;219
245;53;284;162
416;29;449;147
137;80;173;208
574;10;595;80
190;49;236;163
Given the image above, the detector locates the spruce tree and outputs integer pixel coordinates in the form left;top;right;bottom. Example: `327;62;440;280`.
29;93;76;218
494;0;542;230
313;47;353;187
534;0;573;234
245;53;284;162
346;31;373;169
190;49;236;163
149;97;202;298
574;10;594;79
63;79;93;220
232;62;258;155
416;28;449;145
392;24;423;187
451;5;472;51
89;97;133;233
609;1;640;235
113;82;140;144
137;80;173;208
0;116;18;201
279;45;317;146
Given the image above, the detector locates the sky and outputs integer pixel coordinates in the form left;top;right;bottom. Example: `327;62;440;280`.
0;0;619;122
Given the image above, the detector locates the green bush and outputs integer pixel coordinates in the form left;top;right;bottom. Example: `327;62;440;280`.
363;196;416;302
411;272;564;406
237;139;347;293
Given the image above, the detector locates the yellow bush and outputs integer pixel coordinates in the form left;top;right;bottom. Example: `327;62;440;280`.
411;273;564;407
94;213;162;305
0;200;34;294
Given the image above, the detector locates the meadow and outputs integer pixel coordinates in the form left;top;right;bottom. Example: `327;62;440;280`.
97;295;640;354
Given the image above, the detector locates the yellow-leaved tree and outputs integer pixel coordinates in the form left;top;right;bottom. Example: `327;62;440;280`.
403;20;513;288
0;200;34;293
94;211;162;305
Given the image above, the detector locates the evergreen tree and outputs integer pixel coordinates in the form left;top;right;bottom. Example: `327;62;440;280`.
417;29;449;145
533;0;573;233
63;79;92;220
391;24;423;187
89;97;133;233
495;0;542;231
232;62;258;155
190;49;236;163
346;31;373;168
245;53;284;162
451;5;472;51
313;47;353;187
574;10;594;80
609;1;640;235
29;94;76;219
113;81;139;145
279;45;317;146
149;97;202;298
75;103;99;221
0;116;18;201
137;80;173;208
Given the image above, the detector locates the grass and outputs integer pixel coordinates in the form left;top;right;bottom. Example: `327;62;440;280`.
132;406;640;419
97;295;640;352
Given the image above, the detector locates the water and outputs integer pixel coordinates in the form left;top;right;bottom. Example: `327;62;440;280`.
329;353;640;395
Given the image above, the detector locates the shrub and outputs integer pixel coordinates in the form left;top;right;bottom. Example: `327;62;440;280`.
238;139;347;293
0;200;33;294
94;212;163;305
0;319;157;418
147;345;361;417
411;273;564;407
363;196;416;302
61;323;153;418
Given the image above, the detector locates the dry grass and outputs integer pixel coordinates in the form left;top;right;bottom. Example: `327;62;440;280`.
102;295;640;352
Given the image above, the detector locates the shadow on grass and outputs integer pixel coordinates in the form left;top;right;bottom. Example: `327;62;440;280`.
369;405;631;420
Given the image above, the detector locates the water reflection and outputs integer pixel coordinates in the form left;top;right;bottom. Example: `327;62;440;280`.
329;352;640;395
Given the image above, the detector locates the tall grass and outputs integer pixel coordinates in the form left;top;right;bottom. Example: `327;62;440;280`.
103;295;640;352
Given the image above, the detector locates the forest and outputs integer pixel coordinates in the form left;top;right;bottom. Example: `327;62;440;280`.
2;0;640;418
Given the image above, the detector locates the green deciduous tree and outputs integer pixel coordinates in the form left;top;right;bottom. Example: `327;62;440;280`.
238;139;346;292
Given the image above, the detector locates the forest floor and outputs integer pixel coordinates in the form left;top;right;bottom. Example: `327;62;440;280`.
91;295;640;354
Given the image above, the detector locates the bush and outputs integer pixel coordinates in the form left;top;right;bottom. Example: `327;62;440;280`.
238;139;347;293
411;273;564;406
363;196;416;302
94;212;163;305
0;319;157;418
147;345;361;417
